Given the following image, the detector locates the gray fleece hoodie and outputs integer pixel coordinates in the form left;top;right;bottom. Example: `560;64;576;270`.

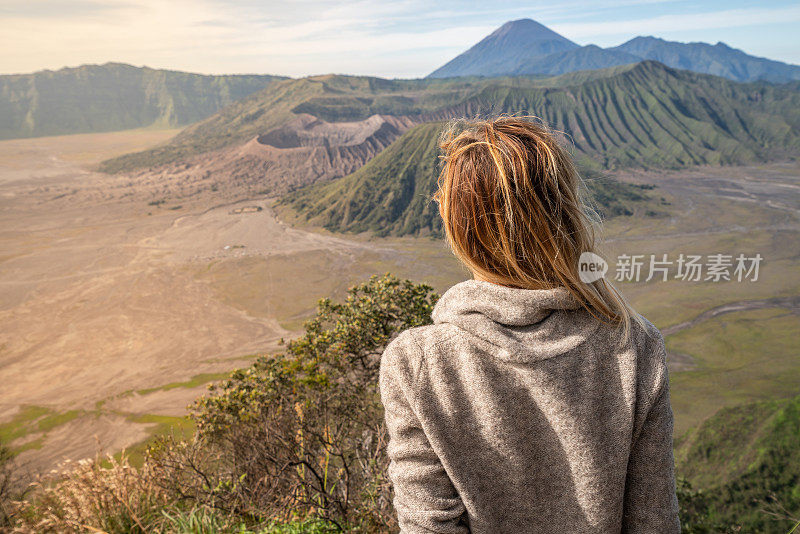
379;280;680;533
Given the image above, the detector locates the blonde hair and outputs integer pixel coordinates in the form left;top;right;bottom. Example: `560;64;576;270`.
434;116;640;339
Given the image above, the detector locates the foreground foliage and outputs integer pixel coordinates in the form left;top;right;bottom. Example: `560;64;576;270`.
4;274;799;532
8;274;437;532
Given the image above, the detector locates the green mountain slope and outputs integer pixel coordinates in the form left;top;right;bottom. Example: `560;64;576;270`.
427;61;800;169
279;62;800;238
281;122;444;237
280;122;657;237
0;63;285;140
675;394;800;533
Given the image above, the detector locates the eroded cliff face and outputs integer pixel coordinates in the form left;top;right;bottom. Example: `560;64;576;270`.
123;113;417;201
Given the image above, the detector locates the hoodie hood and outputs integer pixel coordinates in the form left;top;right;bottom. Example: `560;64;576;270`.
431;280;600;362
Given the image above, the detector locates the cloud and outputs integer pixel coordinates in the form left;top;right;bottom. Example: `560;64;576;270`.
552;5;800;41
0;0;798;77
0;0;141;19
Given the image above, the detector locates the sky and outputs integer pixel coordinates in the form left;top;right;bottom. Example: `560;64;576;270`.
2;0;800;78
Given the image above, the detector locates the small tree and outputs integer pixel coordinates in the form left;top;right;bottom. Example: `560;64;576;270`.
149;274;438;531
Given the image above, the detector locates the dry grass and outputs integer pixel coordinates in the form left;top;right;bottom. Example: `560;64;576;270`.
11;454;169;533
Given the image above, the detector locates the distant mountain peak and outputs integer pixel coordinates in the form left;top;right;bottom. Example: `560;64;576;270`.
490;18;571;41
427;18;578;78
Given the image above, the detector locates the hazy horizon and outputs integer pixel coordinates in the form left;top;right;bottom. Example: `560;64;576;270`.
2;0;800;79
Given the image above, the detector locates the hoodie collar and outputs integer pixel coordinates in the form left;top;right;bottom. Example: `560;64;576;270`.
431;280;599;362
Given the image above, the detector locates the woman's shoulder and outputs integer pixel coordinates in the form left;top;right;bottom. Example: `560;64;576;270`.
631;313;666;353
627;314;669;389
384;323;460;357
381;323;461;375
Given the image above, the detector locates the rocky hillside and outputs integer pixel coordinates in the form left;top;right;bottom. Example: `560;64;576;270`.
98;75;483;173
0;63;285;139
109;113;415;199
281;122;444;237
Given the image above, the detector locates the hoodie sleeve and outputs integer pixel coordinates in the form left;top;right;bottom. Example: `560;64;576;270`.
622;329;681;533
380;332;468;534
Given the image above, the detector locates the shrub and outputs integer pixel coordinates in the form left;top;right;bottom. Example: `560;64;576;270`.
148;274;438;531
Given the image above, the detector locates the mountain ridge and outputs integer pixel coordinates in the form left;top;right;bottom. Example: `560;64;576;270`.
279;122;660;238
102;61;800;182
428;18;800;83
0;63;287;140
611;35;800;82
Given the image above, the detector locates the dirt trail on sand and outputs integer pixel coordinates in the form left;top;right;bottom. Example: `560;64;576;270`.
662;295;800;336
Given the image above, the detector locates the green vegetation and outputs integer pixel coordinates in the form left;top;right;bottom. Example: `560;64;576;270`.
137;372;231;396
0;406;51;443
1;439;15;527
0;406;82;453
103;61;800;174
675;395;800;533
667;307;800;432
583;170;658;217
160;508;336;533
280;122;659;237
36;410;82;434
0;63;285;140
119;415;196;468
